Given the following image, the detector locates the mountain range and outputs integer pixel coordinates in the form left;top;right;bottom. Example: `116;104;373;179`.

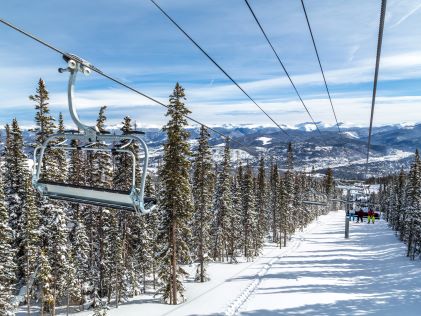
15;122;421;180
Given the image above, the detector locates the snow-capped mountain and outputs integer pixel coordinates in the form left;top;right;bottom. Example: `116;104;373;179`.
14;122;421;179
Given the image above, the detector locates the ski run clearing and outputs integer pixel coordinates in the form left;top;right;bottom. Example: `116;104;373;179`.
18;210;421;316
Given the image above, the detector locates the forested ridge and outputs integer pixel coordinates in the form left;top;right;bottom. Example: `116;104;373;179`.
0;80;336;315
378;150;421;261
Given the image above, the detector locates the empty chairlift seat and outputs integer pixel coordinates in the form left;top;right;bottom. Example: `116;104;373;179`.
32;54;157;214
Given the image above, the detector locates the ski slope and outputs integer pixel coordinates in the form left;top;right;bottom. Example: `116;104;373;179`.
240;211;421;316
71;210;421;316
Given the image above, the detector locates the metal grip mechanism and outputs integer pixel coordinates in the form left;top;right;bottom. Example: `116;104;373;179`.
59;54;98;141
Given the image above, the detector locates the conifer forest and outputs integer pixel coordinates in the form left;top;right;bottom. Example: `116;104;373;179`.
0;80;338;315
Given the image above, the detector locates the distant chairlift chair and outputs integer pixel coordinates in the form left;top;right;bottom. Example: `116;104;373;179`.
32;54;157;214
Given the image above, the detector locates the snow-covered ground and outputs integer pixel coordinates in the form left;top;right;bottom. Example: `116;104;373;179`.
21;211;421;316
240;211;421;316
256;137;272;145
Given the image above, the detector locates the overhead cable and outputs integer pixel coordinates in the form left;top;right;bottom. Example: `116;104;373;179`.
244;0;321;135
0;18;246;148
365;0;387;177
300;0;341;135
149;0;290;137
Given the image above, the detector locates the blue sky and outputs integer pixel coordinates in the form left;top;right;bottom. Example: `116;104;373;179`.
1;0;421;129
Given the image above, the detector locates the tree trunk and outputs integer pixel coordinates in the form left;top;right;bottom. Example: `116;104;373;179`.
143;266;147;293
66;289;70;316
171;222;177;305
283;229;287;247
152;262;156;290
272;207;277;243
99;209;104;297
279;215;282;249
199;217;204;282
27;257;31;316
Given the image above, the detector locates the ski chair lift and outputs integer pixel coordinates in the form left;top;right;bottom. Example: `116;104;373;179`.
302;188;327;206
32;54;157;214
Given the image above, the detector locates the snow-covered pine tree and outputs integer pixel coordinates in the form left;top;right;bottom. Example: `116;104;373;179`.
157;83;193;304
269;162;279;242
71;210;90;308
68;138;86;186
406;150;421;210
0;179;16;316
29;78;57;178
4;119;30;280
105;210;124;307
38;249;54;316
53;112;68;182
29;78;55;144
93;106;114;300
255;156;267;246
65;119;91;306
279;143;294;248
192;125;214;282
324;168;334;197
112;116;134;300
241;163;257;260
228;171;242;263
394;169;407;234
45;201;72;314
212;140;233;261
144;174;160;290
20;176;40;315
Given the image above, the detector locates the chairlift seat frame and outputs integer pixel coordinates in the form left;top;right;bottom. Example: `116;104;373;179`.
32;54;156;214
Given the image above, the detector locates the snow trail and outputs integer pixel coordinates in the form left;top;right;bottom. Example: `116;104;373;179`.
225;214;323;316
67;210;421;316
240;211;421;316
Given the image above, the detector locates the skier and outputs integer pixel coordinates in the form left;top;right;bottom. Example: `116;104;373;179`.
367;208;375;224
349;208;356;221
357;209;364;223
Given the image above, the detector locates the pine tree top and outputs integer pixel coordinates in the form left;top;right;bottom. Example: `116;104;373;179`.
96;106;107;132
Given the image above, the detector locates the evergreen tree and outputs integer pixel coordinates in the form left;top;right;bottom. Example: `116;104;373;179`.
212;140;233;261
71;212;91;307
0;180;16;316
96;106;107;133
4;119;28;238
114;116;138;190
280;145;295;248
29;78;55;144
406;149;421;210
45;202;72;314
157;83;193;304
241;164;257;260
52;112;68;182
255;157;267;246
20;177;40;314
38;249;54;316
269;162;279;242
192;126;214;282
228;171;242;262
144;175;160;290
29;78;57;179
90;106;114;301
324;168;334;197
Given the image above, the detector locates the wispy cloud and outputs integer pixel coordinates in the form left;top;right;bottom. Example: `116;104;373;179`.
2;0;421;129
391;3;421;28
